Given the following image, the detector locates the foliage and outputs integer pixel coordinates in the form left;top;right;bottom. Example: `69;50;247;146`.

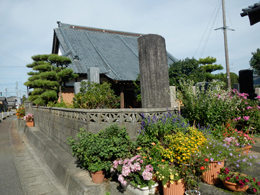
73;81;120;109
138;112;189;144
111;155;155;188
133;74;141;102
24;54;78;105
218;167;260;193
47;100;74;108
15;106;25;118
214;72;239;89
24;113;34;122
177;79;232;127
169;58;205;87
250;48;260;76
67;124;133;173
201;135;238;162
177;79;260;132
169;56;223;87
161;127;207;165
155;164;182;187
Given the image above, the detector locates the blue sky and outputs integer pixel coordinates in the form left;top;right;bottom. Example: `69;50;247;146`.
0;0;259;97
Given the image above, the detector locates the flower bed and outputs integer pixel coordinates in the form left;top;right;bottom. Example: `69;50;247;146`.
67;81;260;194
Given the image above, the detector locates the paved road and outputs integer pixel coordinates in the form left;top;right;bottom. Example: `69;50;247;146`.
0;111;15;121
0;116;68;195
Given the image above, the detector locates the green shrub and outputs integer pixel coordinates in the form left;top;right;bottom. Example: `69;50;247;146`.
67;124;133;172
73;81;120;109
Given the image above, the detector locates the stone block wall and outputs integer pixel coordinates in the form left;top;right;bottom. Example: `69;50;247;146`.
24;101;178;156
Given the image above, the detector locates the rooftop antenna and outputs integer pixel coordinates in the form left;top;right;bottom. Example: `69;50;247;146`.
215;0;234;89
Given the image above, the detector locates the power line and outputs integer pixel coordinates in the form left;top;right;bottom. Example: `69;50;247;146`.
199;0;222;58
0;48;28;64
194;0;221;58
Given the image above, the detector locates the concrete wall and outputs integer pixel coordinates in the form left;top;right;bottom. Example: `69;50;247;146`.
24;101;178;155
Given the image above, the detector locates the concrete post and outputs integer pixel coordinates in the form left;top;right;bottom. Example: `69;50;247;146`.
138;34;171;108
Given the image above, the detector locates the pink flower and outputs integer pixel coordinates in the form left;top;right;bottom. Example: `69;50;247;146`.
142;170;153;180
257;95;260;99
247;106;253;110
243;116;250;121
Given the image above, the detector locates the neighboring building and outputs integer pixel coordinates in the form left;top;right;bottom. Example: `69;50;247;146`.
52;22;178;108
241;2;260;25
6;96;21;110
0;97;7;112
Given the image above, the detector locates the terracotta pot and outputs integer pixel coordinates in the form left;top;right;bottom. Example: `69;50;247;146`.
202;160;224;185
26;121;34;127
236;145;252;155
163;179;185;195
91;170;104;183
222;180;249;192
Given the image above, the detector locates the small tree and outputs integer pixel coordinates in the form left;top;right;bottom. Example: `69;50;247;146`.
169;58;206;87
198;56;223;81
250;48;260;76
73;81;120;109
24;54;78;105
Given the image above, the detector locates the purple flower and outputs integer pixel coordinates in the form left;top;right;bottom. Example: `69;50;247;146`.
210;158;214;161
236;164;240;167
242;159;246;162
218;162;222;165
229;153;233;156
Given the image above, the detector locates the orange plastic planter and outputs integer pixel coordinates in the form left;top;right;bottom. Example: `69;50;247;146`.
202;160;224;185
26;121;34;127
163;179;185;195
222;180;249;192
236;145;252;155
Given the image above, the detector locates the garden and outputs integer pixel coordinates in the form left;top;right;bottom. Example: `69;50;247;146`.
67;80;260;195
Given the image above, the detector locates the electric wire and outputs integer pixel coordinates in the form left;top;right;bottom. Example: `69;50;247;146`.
194;0;221;58
199;0;222;58
0;48;28;64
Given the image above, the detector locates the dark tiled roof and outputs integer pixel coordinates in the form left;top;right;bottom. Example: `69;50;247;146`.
241;2;260;25
53;23;178;81
0;97;6;101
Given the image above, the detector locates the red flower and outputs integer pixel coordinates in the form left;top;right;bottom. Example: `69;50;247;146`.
245;178;249;182
253;188;257;193
253;178;256;182
236;176;239;180
258;181;260;186
226;177;230;181
200;166;205;171
205;158;209;162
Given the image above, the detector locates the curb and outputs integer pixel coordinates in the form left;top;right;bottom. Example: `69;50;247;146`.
24;126;107;195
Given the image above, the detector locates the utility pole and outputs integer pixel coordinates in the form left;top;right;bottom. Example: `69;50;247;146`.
215;0;234;89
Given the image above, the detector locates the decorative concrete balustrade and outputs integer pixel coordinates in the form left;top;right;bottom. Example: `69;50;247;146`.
24;100;178;155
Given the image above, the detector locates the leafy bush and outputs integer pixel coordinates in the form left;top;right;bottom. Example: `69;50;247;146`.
15;106;25;118
67;124;133;172
73;81;120;109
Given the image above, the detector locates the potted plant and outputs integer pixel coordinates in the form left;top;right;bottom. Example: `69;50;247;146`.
111;155;158;195
68;124;133;184
15;106;25;119
200;135;238;185
154;163;184;195
24;113;34;127
218;167;260;193
183;154;210;195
